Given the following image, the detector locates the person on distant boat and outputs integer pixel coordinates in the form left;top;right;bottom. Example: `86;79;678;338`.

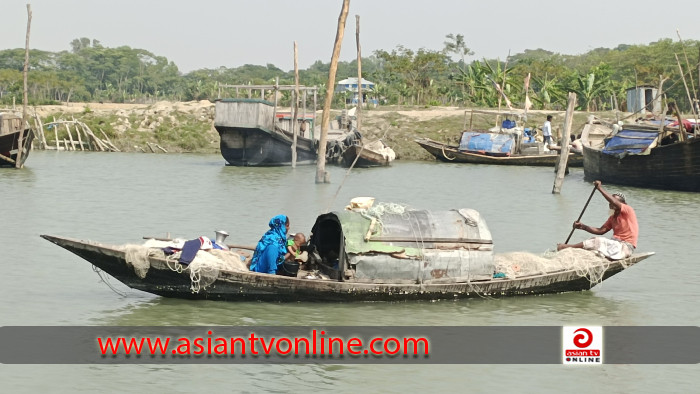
557;181;638;260
570;134;583;153
542;115;554;146
249;215;289;274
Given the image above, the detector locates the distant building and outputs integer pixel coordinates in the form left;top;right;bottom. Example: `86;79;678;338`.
336;77;378;107
626;86;661;115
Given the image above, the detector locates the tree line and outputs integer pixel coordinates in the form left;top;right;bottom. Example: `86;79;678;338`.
0;35;698;112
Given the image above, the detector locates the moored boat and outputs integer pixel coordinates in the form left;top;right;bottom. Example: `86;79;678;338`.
41;203;652;302
0;112;34;168
339;141;395;168
215;98;317;166
415;137;583;167
415;110;582;167
581;122;700;192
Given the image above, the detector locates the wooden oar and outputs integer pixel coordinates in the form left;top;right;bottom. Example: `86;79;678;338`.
564;185;597;244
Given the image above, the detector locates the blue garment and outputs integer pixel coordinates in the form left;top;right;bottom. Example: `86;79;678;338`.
249;215;288;274
179;238;203;265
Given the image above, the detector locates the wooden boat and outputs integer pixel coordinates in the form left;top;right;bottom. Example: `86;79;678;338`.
215;99;317;166
340;142;394;168
0;112;34;168
415;137;583;167
335;131;395;168
415;109;583;167
41;204;652;302
581;122;700;192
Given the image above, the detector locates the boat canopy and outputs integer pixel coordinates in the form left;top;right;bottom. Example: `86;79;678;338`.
459;131;515;155
215;99;275;131
309;206;495;283
602;127;659;156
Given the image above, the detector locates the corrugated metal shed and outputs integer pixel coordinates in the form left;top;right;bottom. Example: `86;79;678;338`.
626;86;661;115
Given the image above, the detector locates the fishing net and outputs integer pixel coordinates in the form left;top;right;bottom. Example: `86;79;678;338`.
354;202;410;232
185;249;247;293
123;244;163;279
366;202;408;217
493;248;611;285
121;243;247;293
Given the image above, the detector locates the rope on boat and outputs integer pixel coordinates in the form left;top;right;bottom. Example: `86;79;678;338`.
441;145;456;161
92;266;128;297
324;126;393;213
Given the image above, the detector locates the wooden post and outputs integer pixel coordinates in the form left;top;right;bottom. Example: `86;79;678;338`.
291;41;300;168
654;76;669;140
272;76;279;125
313;89;317;140
552;92;577;194
17;4;32;168
355;14;362;132
34;113;46;149
302;89;307;137
675;53;696;117
495;52;511;128
316;0;350;184
75;123;84;151
65;123;75;150
670;102;687;142
99;128;120;151
677;29;697;104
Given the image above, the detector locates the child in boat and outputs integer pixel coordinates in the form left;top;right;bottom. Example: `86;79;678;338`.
285;232;307;263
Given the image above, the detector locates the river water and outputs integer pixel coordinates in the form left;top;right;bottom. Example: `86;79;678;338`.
1;151;699;392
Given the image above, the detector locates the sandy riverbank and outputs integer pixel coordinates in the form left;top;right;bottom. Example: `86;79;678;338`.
17;101;614;159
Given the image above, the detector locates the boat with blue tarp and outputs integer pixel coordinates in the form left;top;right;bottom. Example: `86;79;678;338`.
582;123;700;192
415;110;582;167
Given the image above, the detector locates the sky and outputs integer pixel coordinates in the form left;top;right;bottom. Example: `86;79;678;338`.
2;0;699;74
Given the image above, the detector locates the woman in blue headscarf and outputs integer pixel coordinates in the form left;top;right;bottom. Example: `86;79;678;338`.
249;215;289;274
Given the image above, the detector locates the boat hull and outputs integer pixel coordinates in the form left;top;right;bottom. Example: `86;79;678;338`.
41;235;652;302
415;138;582;167
0;128;34;167
340;144;391;168
217;126;317;166
582;139;700;192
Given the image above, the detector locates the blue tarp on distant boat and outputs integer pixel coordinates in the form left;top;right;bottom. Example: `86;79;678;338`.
602;128;659;155
459;132;514;155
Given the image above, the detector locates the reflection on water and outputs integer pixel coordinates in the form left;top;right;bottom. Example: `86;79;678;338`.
2;151;700;391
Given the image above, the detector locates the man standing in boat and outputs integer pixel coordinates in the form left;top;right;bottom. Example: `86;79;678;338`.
557;181;638;260
542;115;554;146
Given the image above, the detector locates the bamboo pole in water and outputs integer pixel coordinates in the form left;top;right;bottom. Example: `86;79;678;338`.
17;4;32;168
552;92;577;194
292;41;299;168
316;0;350;184
355;14;362;132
